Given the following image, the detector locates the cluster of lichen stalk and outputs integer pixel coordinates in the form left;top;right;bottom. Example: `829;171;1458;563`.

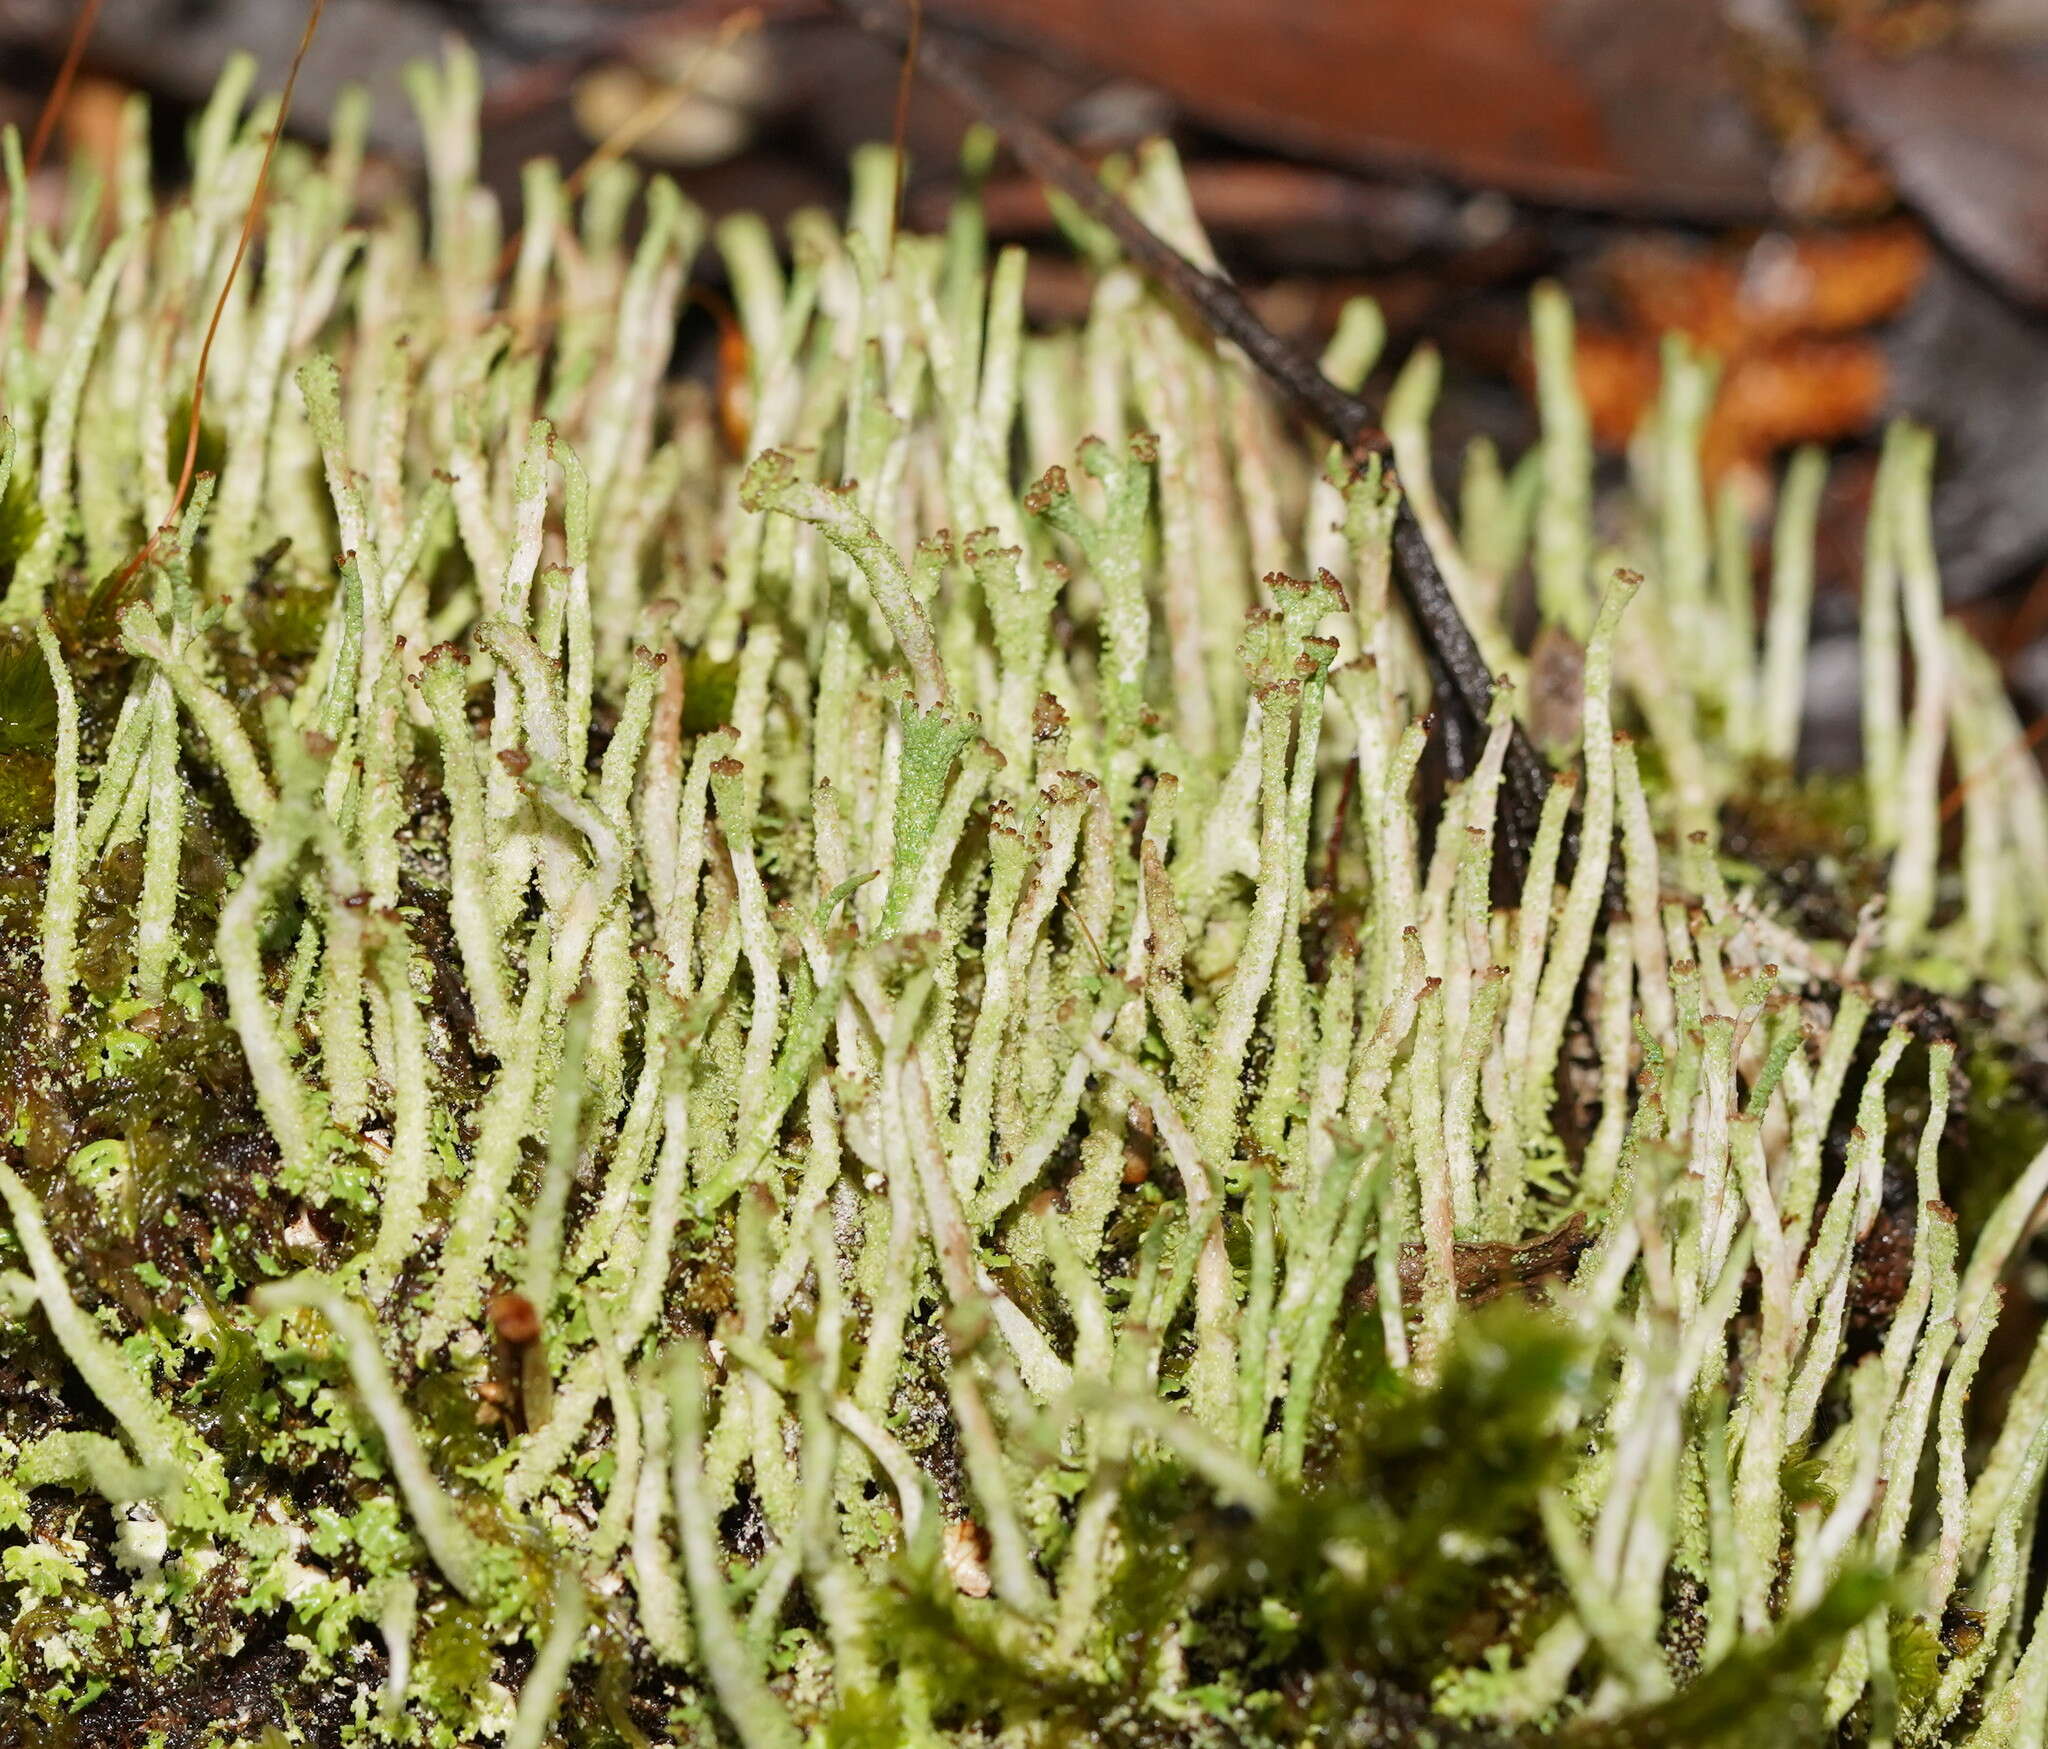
4;46;2048;1748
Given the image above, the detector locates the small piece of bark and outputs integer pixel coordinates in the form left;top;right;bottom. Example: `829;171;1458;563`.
1349;1210;1594;1315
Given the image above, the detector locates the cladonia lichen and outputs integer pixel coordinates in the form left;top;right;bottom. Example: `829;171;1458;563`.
3;48;2048;1749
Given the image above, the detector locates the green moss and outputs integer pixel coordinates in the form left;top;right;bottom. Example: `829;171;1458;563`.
0;459;43;590
1955;1045;2048;1244
678;647;741;735
0;625;58;749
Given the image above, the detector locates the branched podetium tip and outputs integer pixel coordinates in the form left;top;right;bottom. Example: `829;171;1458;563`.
0;40;2045;1748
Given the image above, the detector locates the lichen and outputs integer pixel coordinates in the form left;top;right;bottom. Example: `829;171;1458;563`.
2;45;2047;1749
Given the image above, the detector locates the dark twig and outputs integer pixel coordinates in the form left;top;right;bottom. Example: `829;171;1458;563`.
829;0;1552;870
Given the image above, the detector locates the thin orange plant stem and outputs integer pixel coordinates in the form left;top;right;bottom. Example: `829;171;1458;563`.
104;0;328;605
886;0;922;263
1941;711;2048;824
490;6;764;291
23;0;109;179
